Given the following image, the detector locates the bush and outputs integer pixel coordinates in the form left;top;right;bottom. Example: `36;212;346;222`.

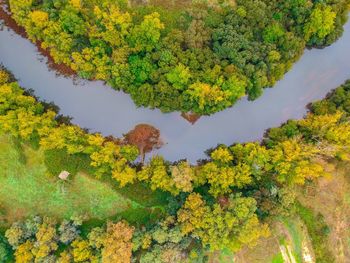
44;149;94;176
0;234;12;262
0;70;10;85
296;203;335;263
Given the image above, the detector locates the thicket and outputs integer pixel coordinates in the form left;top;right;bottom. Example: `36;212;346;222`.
296;203;335;263
1;68;350;261
8;0;350;114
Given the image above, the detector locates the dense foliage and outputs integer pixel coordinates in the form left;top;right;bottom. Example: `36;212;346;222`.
8;0;350;114
1;68;350;261
3;215;134;263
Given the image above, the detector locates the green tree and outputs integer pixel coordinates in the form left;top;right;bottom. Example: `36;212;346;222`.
137;156;177;194
304;4;336;41
263;23;285;44
166;64;191;90
58;219;81;245
129;13;164;52
177;193;269;251
0;236;11;262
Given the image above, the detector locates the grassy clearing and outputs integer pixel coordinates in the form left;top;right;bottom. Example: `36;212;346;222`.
218;248;235;263
0;135;134;223
270;253;283;263
233;160;350;263
43;145;170;208
281;217;304;263
101;175;170;208
41;142;170;226
0;135;166;227
296;162;350;262
232;234;280;263
296;203;334;263
232;216;310;263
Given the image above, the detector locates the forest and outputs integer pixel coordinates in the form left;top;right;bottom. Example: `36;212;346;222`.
8;0;350;114
1;63;350;261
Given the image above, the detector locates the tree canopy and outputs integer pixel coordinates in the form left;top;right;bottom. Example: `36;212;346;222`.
1;69;350;260
8;0;350;114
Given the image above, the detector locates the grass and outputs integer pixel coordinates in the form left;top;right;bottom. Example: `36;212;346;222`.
0;135;166;226
218;160;350;263
296;202;334;263
44;148;94;176
218;248;235;263
295;162;350;262
270;253;284;263
281;218;303;263
106;179;170;207
0;135;134;222
43;144;170;208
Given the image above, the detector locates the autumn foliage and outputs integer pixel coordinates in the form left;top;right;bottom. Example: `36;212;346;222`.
7;0;349;114
2;70;350;260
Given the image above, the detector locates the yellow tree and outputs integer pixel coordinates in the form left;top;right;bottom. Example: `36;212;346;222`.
57;251;73;263
210;147;233;164
0;82;56;140
198;162;252;197
26;10;49;40
177;193;269;251
299;111;350;146
170;161;194;193
71;239;95;262
14;241;34;263
177;193;208;235
230;142;272;179
112;159;137;187
129;12;164;52
101;221;134;263
304;4;336;40
32;217;58;261
137;156;178;195
299;111;350;160
39;125;88;154
0;70;9;84
270;139;327;185
184;82;228;112
89;6;131;48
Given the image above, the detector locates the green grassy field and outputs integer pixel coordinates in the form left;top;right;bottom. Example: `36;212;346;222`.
0;135;164;226
281;217;304;263
270;253;283;263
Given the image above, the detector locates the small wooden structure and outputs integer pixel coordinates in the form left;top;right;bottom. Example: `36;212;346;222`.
58;171;70;180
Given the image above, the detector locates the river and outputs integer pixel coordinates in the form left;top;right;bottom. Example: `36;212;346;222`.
1;21;350;162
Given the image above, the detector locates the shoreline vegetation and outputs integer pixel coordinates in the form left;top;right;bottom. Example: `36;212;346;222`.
0;0;76;77
1;63;350;261
0;2;200;124
2;0;350;115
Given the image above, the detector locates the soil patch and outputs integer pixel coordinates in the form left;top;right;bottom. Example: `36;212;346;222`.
233;235;280;263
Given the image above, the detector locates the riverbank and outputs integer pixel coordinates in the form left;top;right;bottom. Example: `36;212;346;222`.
1;11;350;162
6;0;350;115
0;1;201;124
0;0;75;76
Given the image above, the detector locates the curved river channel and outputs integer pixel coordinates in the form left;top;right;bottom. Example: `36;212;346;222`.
1;21;350;162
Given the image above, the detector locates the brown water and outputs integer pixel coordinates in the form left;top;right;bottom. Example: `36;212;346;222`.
1;21;350;162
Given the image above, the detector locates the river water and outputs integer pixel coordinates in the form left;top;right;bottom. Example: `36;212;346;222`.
1;21;350;162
